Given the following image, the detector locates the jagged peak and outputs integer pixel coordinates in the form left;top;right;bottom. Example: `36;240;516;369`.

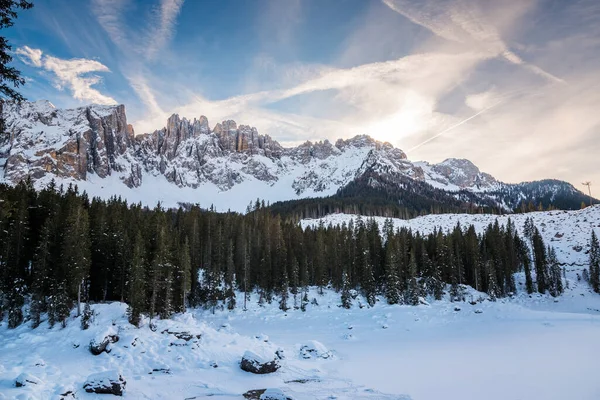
437;158;479;171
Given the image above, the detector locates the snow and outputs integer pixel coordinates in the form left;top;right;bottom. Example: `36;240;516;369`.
2;100;531;212
301;205;600;267
1;270;600;400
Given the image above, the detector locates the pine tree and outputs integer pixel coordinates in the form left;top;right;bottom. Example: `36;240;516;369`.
547;246;563;297
178;236;192;311
30;216;55;328
224;238;236;311
81;302;93;330
515;235;534;294
61;201;91;317
485;260;499;301
340;270;352;309
383;235;401;305
589;230;600;293
278;266;289;312
406;251;420;306
532;227;548;293
289;255;299;309
0;0;34;115
127;230;146;327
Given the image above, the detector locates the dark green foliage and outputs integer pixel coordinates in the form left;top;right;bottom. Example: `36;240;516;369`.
547;247;563;297
0;182;556;328
81;302;93;330
531;227;549;294
589;230;600;293
0;1;33;102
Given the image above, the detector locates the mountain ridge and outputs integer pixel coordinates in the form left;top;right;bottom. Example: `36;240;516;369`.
0;100;593;212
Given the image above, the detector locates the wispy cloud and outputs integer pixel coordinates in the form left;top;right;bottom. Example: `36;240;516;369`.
17;46;117;105
16;46;43;67
92;0;184;61
91;0;131;52
381;0;565;83
146;0;184;59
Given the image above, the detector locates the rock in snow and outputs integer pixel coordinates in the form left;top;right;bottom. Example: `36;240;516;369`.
299;340;333;359
15;372;42;387
240;351;281;374
260;388;294;400
90;332;119;355
83;371;126;396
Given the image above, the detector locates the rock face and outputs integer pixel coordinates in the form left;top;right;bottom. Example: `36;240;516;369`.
240;351;281;374
83;371;126;396
1;100;588;212
1;100;135;184
432;158;497;190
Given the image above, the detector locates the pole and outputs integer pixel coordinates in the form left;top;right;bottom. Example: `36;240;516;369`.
583;182;592;207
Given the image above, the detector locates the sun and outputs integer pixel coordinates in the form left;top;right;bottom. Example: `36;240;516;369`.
365;91;432;145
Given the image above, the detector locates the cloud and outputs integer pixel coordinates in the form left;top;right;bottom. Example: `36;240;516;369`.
16;46;43;67
91;0;131;52
92;0;184;61
17;46;117;105
147;0;184;59
382;0;565;83
126;74;164;117
465;89;500;111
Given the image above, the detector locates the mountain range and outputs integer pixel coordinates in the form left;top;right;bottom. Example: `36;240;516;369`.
0;100;593;213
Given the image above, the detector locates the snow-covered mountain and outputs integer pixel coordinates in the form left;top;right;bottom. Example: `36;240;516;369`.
0;100;590;211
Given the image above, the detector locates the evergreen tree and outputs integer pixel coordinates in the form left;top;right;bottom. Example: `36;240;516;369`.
405;251;420;305
61;201;91;317
340;270;352;309
81;302;93;330
589;230;600;293
127;230;146;327
383;234;401;304
547;246;563;297
532;227;548;293
0;0;34;111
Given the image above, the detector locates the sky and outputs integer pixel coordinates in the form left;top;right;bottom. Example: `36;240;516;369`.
6;0;600;189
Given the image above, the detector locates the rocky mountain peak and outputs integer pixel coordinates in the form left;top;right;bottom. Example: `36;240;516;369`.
1;100;134;183
432;158;497;190
4;100;586;212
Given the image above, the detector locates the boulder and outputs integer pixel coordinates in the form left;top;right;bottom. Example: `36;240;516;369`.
243;388;294;400
90;334;119;355
83;371;126;396
299;340;332;359
15;372;42;387
261;388;294;400
240;351;280;374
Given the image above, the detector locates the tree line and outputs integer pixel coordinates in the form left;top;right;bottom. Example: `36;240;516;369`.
1;180;597;330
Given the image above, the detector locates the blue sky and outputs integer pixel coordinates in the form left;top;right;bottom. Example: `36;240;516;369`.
7;0;600;187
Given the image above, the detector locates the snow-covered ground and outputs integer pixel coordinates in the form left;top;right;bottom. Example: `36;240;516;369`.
301;205;600;266
2;272;600;400
2;208;600;399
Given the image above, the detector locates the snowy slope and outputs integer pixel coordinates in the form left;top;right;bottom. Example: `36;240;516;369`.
301;205;600;266
2;101;590;212
2;280;600;400
2;206;600;399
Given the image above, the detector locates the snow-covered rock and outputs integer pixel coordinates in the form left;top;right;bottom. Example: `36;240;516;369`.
15;372;42;387
90;329;119;355
299;340;333;359
240;351;281;374
83;370;126;396
260;388;294;400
